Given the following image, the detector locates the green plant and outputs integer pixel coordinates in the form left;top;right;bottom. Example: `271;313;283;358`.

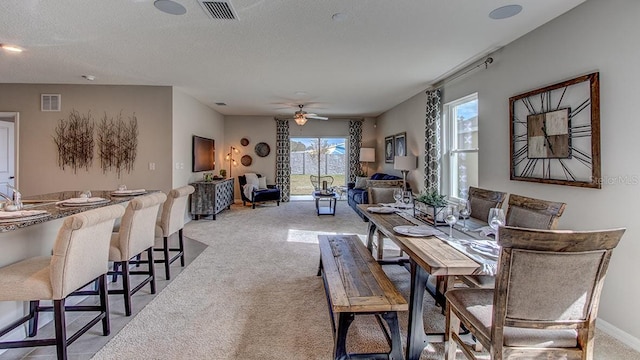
416;189;448;207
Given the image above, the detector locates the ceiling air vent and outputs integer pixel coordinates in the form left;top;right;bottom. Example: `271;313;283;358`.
198;1;238;20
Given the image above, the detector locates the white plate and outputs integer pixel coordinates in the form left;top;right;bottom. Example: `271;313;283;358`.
0;213;50;223
58;198;110;207
393;225;439;237
367;207;397;214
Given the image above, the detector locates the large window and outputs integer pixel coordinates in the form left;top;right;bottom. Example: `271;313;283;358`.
289;137;347;196
444;94;478;200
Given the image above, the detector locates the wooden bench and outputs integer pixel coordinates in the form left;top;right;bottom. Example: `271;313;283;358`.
317;234;408;360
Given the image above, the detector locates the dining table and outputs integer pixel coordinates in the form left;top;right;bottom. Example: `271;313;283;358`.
357;203;497;360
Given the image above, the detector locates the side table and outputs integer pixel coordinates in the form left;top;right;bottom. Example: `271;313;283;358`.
313;191;338;216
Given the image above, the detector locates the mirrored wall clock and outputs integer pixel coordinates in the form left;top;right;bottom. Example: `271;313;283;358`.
509;72;601;188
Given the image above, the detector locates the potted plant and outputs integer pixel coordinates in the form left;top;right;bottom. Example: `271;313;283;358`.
415;189;448;224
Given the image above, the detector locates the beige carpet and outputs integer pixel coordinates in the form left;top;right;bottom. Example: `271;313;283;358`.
91;201;640;360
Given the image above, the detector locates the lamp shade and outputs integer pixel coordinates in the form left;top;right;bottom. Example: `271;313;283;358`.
394;155;417;171
359;148;375;162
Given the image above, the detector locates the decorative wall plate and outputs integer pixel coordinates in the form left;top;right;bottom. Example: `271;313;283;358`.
240;138;249;146
255;142;270;157
241;155;252;166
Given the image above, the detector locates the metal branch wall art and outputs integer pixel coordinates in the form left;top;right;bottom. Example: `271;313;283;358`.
53;110;95;173
97;112;139;178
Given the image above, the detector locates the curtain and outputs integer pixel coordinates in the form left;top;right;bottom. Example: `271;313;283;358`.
348;120;363;182
424;88;442;193
275;118;291;202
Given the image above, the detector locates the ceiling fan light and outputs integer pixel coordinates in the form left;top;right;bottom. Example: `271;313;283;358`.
294;116;307;126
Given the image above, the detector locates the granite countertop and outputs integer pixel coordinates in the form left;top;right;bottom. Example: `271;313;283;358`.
0;190;155;233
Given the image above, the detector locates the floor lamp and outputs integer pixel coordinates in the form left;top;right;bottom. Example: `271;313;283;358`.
359;148;375;176
394;155;417;192
225;146;239;178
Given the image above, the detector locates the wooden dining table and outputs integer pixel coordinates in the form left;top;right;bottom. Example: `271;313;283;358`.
357;204;485;360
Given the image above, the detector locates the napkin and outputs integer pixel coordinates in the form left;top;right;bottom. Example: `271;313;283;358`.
476;226;496;237
57;197;107;205
0;209;48;219
367;207;396;214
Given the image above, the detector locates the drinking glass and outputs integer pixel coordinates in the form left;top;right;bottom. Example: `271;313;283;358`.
488;208;505;232
80;190;92;199
393;188;403;205
459;200;471;232
402;191;413;208
118;184;127;192
444;205;458;239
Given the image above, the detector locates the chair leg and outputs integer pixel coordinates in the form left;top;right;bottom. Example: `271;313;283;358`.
178;228;185;267
148;247;156;294
112;262;119;282
53;299;67;360
121;260;132;316
27;300;39;337
98;274;110;335
163;236;171;280
446;309;461;360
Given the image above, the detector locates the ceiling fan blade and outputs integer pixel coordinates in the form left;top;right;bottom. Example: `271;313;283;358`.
306;115;329;120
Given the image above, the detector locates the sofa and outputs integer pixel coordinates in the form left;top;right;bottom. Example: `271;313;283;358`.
347;172;406;221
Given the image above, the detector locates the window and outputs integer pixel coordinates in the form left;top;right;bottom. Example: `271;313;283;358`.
444;93;478;200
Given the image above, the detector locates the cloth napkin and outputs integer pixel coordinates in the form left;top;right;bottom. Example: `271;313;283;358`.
0;209;48;218
475;225;496;237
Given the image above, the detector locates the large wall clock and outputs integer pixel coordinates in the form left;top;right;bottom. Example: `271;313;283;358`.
509;72;601;188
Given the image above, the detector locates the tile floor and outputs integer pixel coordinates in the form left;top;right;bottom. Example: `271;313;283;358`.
0;236;207;360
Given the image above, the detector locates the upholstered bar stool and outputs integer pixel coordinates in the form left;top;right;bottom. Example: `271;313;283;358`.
154;185;194;280
109;192;166;316
0;205;125;360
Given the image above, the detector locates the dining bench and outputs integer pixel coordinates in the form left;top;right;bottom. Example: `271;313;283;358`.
317;234;407;360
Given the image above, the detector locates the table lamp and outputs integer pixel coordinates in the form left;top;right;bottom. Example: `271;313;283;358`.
394;155;417;192
359;148;375;176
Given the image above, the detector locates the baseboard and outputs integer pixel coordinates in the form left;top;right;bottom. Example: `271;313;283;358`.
597;318;640;352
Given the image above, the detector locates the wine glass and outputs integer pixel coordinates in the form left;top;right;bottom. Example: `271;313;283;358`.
488;208;505;232
459;200;471;232
444;205;458;239
402;190;413;208
393;188;403;206
79;190;92;199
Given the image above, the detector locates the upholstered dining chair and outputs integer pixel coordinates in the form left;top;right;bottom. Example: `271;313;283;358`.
445;226;625;360
368;187;403;259
468;186;507;222
505;193;566;230
109;192;166;316
0;205;125;360
154;185;194;280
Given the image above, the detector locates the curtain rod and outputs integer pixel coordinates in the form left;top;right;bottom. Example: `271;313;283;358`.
431;57;494;89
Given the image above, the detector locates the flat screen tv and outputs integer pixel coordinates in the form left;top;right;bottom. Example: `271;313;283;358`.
192;135;215;172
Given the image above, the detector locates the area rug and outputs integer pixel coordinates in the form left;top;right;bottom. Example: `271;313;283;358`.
91;201;639;360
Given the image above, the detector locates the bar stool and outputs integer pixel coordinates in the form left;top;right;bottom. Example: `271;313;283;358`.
0;205;125;360
154;185;194;280
108;192;166;316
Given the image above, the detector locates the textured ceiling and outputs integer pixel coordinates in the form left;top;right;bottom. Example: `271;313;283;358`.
0;0;585;118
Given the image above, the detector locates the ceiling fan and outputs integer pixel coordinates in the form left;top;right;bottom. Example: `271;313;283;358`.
293;104;328;126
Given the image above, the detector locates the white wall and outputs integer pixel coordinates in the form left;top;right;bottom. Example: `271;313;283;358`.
377;0;640;347
171;88;225;188
224;116;376;199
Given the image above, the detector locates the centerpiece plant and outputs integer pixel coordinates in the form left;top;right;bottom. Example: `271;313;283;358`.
415;189;448;224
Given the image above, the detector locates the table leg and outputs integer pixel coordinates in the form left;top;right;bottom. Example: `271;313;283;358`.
366;222;377;254
406;260;430;360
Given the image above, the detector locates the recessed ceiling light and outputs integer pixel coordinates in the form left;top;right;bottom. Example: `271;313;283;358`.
1;44;23;53
332;13;348;22
154;0;186;15
489;4;522;20
82;75;96;81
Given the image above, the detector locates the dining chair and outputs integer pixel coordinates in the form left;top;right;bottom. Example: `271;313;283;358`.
505;193;566;230
368;187;403;259
0;205;125;360
154;185;195;280
445;226;625;360
109;192;167;316
468;186;507;222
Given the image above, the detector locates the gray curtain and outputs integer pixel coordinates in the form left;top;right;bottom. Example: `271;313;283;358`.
348;120;363;182
424;88;442;193
275;118;291;202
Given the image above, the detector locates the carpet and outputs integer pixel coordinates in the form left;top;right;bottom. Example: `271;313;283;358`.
91;201;640;360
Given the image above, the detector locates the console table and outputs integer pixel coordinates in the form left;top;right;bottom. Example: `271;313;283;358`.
190;179;234;220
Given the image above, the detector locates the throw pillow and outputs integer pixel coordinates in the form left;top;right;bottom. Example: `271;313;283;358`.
354;176;368;189
245;173;259;188
258;177;267;189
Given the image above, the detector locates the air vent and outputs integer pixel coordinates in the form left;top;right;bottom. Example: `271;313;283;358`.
41;94;61;112
198;1;238;20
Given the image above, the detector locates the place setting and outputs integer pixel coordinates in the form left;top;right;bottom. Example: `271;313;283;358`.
110;185;147;197
0;209;50;223
56;190;110;207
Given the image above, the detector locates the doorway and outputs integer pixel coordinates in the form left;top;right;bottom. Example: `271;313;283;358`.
289;137;347;200
0;112;18;198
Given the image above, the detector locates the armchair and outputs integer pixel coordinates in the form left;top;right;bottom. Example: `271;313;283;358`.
238;174;281;209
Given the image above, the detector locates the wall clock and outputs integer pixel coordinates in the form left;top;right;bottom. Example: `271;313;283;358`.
509;72;601;188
